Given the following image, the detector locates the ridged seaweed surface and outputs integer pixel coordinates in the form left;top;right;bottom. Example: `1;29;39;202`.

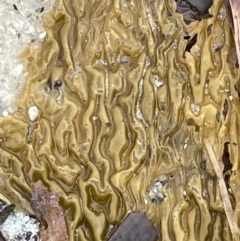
0;0;240;240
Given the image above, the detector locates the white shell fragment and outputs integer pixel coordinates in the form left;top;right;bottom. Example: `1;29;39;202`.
148;175;168;203
190;102;201;116
39;31;46;39
28;106;39;121
151;75;164;89
2;111;8;117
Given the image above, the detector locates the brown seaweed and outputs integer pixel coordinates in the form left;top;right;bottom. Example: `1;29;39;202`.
0;0;239;240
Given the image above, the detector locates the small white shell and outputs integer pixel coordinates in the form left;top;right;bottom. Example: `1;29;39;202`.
28;106;39;121
2;111;8;117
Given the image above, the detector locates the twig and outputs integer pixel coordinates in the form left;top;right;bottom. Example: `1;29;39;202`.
204;138;239;237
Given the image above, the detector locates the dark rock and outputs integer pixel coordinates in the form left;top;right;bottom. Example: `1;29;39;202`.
176;0;213;24
108;212;158;241
0;200;15;225
187;0;213;14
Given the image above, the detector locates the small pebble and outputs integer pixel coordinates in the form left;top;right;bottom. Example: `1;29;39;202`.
28;106;39;121
2;111;8;117
39;31;46;39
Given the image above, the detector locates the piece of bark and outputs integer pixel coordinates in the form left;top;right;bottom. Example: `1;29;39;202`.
31;181;69;241
224;0;234;29
225;0;240;64
108;212;158;241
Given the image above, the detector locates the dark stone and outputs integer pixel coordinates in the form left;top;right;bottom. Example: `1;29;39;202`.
36;7;44;13
0;200;15;225
176;0;199;24
176;0;212;24
25;231;32;241
108;212;158;241
187;0;213;14
13;4;18;11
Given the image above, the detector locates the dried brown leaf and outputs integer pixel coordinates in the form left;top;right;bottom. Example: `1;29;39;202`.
30;181;69;241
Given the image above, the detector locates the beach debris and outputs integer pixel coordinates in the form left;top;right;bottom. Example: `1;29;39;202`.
108;212;158;241
31;180;69;241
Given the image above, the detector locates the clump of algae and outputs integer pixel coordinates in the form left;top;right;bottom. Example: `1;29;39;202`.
0;0;240;240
